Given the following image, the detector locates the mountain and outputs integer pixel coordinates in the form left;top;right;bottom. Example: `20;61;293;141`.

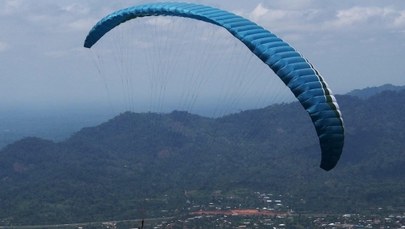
0;89;405;225
1;83;403;150
346;83;405;99
0;108;114;149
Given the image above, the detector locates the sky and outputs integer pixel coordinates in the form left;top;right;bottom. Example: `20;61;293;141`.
1;0;405;115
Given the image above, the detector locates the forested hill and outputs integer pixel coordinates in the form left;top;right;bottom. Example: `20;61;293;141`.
0;89;404;225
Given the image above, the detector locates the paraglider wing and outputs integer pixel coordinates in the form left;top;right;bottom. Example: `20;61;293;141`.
84;2;344;171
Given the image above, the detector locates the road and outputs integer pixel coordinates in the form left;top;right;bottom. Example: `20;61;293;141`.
0;216;173;229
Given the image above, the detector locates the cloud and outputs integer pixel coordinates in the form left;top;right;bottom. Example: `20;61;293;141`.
248;3;323;27
68;18;97;31
243;3;325;43
331;7;394;27
242;2;405;44
0;0;24;15
44;47;85;58
61;3;90;15
1;1;96;33
393;10;405;28
250;3;269;21
248;4;290;23
322;6;405;31
146;17;173;27
0;41;9;52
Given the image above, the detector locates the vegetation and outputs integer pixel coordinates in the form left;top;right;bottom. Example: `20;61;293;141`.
0;88;404;225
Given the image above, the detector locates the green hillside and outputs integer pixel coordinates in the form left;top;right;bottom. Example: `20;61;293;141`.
0;90;404;225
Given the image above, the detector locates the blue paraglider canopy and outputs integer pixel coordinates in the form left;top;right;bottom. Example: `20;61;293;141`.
84;2;344;171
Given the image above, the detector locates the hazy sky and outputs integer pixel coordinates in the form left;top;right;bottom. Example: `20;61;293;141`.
1;0;405;113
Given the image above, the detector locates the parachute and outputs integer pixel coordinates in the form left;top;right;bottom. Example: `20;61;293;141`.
84;2;344;171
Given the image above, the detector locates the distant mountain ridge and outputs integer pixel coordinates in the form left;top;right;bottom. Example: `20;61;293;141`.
1;84;404;149
346;83;405;99
0;86;405;225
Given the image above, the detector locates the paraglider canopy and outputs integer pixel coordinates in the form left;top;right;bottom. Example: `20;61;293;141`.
84;2;344;171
